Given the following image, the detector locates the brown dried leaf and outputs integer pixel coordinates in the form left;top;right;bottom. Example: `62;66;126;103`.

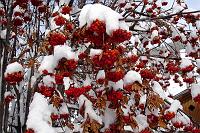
131;82;143;91
27;58;35;68
82;115;101;133
158;117;167;128
95;96;106;110
147;93;164;110
50;95;62;108
129;117;138;129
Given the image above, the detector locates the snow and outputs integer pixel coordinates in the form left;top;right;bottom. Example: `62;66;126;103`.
54;45;77;63
151;81;167;99
172;112;190;125
0;29;6;39
78;95;102;124
79;4;128;35
123;70;142;86
165;100;182;113
108;79;124;91
96;70;105;80
89;49;103;57
83;75;91;86
139;94;147;105
26;93;55;133
59;103;69;114
191;83;200;98
4;91;11;98
133;114;149;132
151;30;159;39
180;58;193;68
38;55;56;74
63;77;70;90
173;4;184;14
196;59;200;68
42;75;55;87
4;62;23;77
101;102;116;131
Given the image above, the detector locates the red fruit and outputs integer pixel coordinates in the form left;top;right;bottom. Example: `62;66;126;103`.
61;5;71;15
88;19;106;35
173;122;184;128
184;125;193;131
31;0;42;6
194;94;200;104
106;70;124;82
52;11;59;17
183;77;194;84
13;11;23;17
78;52;88;60
38;4;46;13
13;17;23;27
163;111;175;120
5;71;24;85
0;8;5;16
51;113;59;121
181;65;194;73
49;32;67;46
60;113;69;119
92;49;120;69
54;16;66;26
172;35;181;42
130;55;139;63
65;86;92;99
38;85;55;97
55;74;64;85
147;114;159;124
162;2;168;6
5;95;15;104
140;69;155;79
138;104;145;110
25;129;35;133
96;78;105;85
110;29;131;43
192;128;200;133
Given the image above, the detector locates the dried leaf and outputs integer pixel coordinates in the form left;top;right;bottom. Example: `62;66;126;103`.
27;58;35;68
158;117;167;128
50;95;62;108
147;93;164;110
131;82;143;91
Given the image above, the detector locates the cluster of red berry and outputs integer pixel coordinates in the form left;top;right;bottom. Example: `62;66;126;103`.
48;32;67;46
25;128;34;133
107;90;123;108
193;94;200;104
65;86;92;99
106;69;124;82
84;19;131;47
30;0;42;6
109;29;131;44
5;71;24;85
50;113;69;121
140;69;155;79
61;5;71;15
54;16;66;26
181;65;194;73
166;62;180;73
92;49;120;69
163;111;175;120
57;59;78;72
4;95;15;104
38;85;55;97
